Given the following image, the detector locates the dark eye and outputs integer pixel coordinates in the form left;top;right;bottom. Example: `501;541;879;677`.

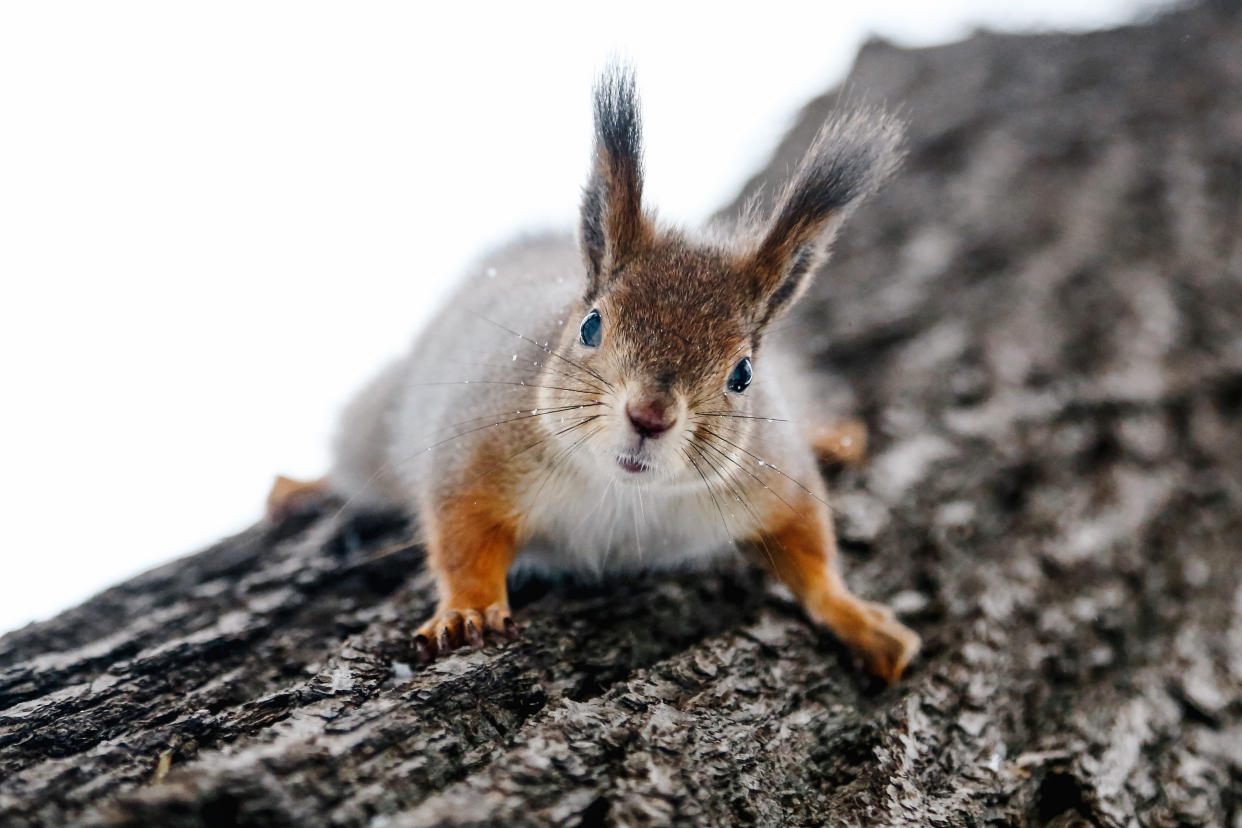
579;309;602;348
727;357;753;393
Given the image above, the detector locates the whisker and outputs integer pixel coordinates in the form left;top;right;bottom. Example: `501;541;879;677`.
476;314;612;389
527;420;601;507
331;408;602;520
634;484;646;567
694;430;808;522
680;445;740;554
406;380;598;396
694;411;791;423
686;441;742;522
700;418;784;457
408;405;603;459
703;418;831;488
686;441;778;573
413;403;595;440
435;358;608;395
699;426;831;509
437;357;611;394
455;415;603;495
574;471;617;539
320;315;606;518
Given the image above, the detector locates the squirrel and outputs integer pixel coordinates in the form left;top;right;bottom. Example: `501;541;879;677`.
267;66;921;683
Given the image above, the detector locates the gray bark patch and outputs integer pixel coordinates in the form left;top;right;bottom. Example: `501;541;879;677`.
5;4;1242;825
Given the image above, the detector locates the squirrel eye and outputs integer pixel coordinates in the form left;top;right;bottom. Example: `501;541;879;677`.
579;309;603;348
727;357;753;393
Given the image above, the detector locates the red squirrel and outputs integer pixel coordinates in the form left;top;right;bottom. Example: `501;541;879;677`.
268;67;920;683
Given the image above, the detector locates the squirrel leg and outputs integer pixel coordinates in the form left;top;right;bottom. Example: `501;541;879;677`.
752;498;919;683
804;418;868;467
414;487;520;661
265;475;331;523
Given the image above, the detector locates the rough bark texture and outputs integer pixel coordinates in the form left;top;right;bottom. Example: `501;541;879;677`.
4;4;1242;826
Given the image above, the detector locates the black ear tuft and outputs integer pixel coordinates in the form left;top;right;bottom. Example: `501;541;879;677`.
593;65;643;185
580;63;649;300
751;106;905;320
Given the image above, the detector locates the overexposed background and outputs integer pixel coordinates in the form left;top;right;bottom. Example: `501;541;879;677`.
0;0;1161;633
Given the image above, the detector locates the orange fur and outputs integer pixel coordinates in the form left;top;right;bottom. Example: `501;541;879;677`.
415;468;520;656
751;495;919;683
288;69;917;681
806;418;868;466
265;475;329;523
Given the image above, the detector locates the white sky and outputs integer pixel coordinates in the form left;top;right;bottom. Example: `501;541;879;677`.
0;0;1160;634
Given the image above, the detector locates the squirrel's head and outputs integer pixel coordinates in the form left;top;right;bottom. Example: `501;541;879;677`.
538;65;903;486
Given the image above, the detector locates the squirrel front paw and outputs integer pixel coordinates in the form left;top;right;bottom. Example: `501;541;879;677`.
413;603;518;661
843;600;921;684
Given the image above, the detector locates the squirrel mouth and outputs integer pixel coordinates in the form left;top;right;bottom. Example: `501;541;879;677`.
617;454;650;474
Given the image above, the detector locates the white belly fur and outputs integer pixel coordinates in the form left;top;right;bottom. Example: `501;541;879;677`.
514;465;757;580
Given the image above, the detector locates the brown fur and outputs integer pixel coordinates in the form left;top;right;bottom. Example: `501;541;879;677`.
753;496;921;684
278;66;919;683
414;450;521;656
807;418;869;467
265;475;329;523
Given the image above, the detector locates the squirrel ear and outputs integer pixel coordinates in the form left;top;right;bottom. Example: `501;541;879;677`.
580;64;650;301
748;107;905;323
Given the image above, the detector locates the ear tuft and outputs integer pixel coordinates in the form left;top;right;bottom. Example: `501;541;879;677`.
751;106;905;318
580;63;648;299
593;65;643;185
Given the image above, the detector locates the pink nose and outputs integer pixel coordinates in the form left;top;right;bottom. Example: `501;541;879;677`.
627;396;675;438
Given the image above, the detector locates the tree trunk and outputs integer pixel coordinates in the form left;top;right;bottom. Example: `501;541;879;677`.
4;4;1242;826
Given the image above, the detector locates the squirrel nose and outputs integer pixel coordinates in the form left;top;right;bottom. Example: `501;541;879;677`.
627;396;676;438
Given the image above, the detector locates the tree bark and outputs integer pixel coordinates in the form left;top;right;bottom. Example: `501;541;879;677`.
4;4;1242;826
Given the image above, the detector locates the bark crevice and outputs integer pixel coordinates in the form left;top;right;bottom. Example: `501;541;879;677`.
4;4;1242;825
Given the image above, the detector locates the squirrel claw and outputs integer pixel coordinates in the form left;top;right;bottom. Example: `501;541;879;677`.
436;625;454;655
415;603;515;661
501;616;519;641
811;594;921;684
851;603;921;684
464;616;484;649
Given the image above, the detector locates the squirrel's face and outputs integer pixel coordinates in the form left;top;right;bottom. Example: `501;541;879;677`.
532;65;900;487
536;242;765;487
